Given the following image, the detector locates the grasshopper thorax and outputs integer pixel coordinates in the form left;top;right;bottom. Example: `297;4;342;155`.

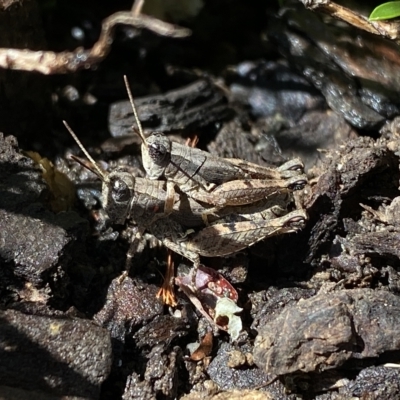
102;168;136;225
142;132;172;179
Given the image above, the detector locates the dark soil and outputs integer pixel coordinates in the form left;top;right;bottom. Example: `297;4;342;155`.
2;1;400;399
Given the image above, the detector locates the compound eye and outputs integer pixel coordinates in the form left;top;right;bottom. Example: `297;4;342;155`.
149;142;168;163
112;179;130;203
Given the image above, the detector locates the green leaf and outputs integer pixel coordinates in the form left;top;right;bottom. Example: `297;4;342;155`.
369;1;400;21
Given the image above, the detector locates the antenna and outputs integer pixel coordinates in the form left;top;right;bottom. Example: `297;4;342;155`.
123;75;147;146
63;121;106;181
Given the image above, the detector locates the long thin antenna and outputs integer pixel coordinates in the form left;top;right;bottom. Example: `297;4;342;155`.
123;75;147;146
63;121;106;181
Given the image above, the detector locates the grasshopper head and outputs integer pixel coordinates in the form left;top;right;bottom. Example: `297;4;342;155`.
102;168;136;225
141;132;172;179
63;121;136;226
123;76;171;180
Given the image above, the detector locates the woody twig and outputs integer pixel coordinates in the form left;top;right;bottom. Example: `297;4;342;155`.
299;0;400;43
0;10;191;74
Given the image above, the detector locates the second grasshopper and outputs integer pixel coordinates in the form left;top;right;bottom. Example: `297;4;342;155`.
123;76;307;217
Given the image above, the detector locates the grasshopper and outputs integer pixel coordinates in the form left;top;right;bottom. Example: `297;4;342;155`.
123;76;307;218
64;121;307;274
64;122;176;244
150;209;307;267
97;165;306;268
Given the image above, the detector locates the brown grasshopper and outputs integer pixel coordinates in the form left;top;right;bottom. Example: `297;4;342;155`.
123;76;307;218
64;122;176;239
64;121;307;272
97;165;307;268
150;209;307;267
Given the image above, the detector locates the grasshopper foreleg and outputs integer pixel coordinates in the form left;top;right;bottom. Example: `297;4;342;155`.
116;225;146;283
